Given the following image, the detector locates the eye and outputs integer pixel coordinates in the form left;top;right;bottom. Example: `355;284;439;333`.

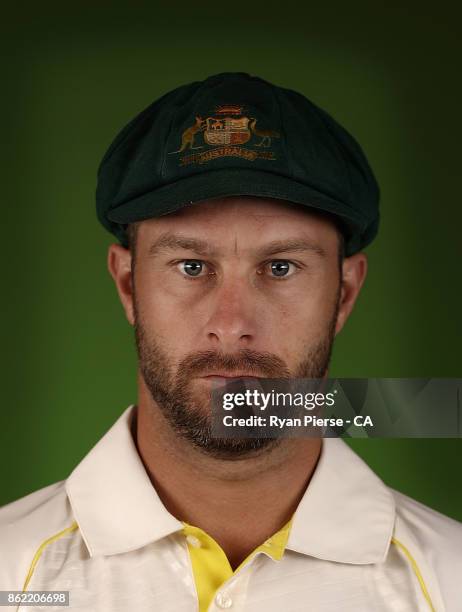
177;260;206;277
266;260;297;277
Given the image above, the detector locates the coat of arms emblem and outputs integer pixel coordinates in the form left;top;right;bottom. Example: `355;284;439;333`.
169;104;280;165
204;106;251;146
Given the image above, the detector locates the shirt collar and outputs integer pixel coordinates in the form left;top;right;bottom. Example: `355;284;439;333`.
66;405;395;563
286;437;395;564
66;405;183;557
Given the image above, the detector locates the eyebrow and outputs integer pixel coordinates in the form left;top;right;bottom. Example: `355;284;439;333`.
255;238;327;259
148;234;213;257
147;233;327;258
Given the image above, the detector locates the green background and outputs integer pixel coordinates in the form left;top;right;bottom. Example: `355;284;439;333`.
1;2;461;519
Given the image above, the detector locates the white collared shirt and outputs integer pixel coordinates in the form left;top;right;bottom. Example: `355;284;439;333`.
1;405;461;611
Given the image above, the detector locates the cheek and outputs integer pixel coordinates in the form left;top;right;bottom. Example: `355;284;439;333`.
134;271;198;348
264;281;337;357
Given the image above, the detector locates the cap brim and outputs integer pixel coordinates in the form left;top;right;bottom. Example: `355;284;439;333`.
107;168;370;254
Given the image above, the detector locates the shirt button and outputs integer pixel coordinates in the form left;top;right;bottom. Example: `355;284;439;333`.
215;591;233;608
186;535;201;548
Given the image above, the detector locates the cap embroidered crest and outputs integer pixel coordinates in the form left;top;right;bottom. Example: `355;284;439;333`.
169;105;280;166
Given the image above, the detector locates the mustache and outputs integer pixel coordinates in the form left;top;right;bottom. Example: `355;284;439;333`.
176;349;290;379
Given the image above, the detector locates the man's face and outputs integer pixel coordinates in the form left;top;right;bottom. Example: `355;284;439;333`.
122;197;345;458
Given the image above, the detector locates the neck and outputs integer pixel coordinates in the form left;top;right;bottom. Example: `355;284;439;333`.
135;375;322;569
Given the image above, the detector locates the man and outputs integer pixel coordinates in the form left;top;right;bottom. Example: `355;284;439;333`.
1;72;461;611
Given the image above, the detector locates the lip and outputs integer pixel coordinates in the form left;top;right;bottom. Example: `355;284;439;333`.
200;374;264;380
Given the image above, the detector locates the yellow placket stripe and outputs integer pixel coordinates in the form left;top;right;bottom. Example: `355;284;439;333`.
18;522;79;612
183;518;293;612
391;537;436;612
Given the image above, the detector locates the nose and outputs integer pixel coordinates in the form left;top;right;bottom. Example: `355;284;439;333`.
204;278;258;352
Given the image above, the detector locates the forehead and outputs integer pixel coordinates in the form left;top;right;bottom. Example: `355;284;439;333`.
136;196;339;242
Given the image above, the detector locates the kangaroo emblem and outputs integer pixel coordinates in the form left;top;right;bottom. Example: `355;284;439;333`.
169;116;205;153
249;118;280;147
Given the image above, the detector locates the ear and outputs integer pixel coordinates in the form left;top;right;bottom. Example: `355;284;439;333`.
107;244;135;326
335;252;368;335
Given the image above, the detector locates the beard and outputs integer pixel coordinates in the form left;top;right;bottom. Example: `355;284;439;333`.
134;296;340;460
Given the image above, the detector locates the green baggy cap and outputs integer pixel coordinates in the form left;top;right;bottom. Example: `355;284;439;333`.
96;72;380;255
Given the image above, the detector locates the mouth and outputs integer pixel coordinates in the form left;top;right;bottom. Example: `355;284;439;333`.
200;373;265;381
